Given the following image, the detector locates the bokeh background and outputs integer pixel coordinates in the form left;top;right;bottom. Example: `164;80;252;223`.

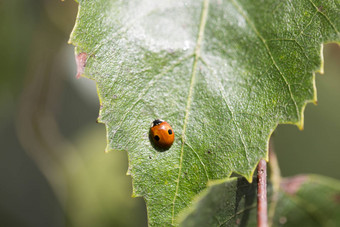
0;1;339;226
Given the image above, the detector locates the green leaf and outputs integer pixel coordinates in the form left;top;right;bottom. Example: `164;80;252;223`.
69;0;340;225
274;175;340;226
179;177;259;227
179;175;340;226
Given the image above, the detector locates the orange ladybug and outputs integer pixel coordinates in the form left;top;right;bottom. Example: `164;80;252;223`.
150;119;175;149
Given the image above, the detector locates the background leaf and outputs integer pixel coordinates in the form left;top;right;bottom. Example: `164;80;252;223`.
179;175;340;227
70;0;340;225
179;177;259;227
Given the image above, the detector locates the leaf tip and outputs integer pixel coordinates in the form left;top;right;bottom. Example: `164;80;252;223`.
104;135;113;153
296;122;304;131
242;170;256;183
317;44;325;75
296;104;306;131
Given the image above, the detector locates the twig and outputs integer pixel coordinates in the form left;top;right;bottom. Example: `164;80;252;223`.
257;159;268;227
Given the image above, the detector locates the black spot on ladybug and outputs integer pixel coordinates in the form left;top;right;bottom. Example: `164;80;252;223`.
154;135;160;141
168;129;172;135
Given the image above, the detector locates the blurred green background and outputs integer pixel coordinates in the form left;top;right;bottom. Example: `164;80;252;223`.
0;1;339;226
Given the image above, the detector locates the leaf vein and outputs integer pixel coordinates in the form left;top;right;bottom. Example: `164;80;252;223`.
200;57;251;166
308;0;340;35
231;0;301;123
171;0;210;224
295;11;318;40
266;38;310;61
185;142;210;181
219;204;257;226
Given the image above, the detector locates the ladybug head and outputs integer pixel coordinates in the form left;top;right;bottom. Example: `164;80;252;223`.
152;119;164;127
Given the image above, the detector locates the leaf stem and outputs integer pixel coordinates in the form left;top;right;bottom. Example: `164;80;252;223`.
257;159;268;227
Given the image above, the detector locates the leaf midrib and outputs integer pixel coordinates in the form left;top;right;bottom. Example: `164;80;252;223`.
171;0;210;224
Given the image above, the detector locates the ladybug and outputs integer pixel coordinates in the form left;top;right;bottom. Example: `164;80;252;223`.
150;119;175;149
